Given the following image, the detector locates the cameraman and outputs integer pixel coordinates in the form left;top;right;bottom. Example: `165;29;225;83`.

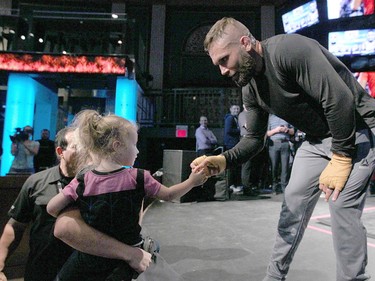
9;126;40;174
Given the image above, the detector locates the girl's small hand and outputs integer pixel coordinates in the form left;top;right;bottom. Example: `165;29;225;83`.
189;170;208;186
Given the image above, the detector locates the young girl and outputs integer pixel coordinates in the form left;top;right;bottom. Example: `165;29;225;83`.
47;110;207;281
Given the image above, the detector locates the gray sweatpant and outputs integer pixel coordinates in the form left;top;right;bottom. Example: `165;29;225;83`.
263;129;375;281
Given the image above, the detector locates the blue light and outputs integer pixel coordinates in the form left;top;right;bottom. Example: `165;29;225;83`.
115;77;137;122
1;74;36;175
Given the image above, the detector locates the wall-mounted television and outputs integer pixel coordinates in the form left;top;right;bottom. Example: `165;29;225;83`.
328;29;375;57
281;0;319;34
327;0;374;20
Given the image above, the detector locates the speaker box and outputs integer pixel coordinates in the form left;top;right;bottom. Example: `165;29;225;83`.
162;149;196;186
162;150;206;202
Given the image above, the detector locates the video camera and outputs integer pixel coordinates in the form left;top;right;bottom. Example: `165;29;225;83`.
10;128;30;143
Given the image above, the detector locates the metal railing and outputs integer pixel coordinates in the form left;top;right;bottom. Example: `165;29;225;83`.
138;87;242;127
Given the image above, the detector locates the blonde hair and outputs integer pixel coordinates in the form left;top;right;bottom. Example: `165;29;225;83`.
71;109;136;161
204;17;256;52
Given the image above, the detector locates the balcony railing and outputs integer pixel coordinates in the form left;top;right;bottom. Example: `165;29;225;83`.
138;87;242;127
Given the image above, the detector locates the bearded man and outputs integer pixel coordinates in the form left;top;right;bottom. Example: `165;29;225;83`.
192;17;375;281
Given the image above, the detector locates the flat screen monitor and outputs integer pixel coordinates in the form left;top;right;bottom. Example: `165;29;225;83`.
328;29;375;57
282;0;319;34
327;0;375;20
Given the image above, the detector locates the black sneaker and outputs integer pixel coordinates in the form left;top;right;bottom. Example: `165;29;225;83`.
243;187;259;196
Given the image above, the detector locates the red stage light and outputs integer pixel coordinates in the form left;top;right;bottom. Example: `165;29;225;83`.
0;52;127;75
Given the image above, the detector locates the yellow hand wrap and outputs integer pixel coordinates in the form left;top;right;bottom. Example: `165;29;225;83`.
319;153;352;191
205;155;227;174
191;155;207;167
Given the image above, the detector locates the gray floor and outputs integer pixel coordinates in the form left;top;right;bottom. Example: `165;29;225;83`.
10;192;375;281
138;192;375;281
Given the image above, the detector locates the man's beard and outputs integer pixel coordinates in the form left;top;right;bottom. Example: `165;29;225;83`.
67;155;80;176
232;52;256;87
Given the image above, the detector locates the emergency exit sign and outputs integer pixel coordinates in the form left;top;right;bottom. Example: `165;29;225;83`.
176;125;188;138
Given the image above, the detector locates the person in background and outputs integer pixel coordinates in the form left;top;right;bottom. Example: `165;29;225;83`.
0;127;77;281
193;17;375;281
266;114;294;194
9;126;39;174
47;110;207;281
34;129;57;172
224;105;242;192
195;116;218;157
195;115;219;201
357;72;375;195
238;106;268;196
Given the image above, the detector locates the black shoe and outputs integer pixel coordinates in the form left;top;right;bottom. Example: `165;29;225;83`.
259;188;272;194
228;188;233;199
243;187;259;196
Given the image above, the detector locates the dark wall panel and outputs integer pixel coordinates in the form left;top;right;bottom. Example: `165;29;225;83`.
164;8;261;88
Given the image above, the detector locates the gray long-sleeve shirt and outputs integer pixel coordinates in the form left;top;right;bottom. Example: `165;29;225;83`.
224;34;375;166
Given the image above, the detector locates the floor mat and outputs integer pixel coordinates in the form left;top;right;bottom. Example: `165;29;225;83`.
317;211;375;239
136;253;184;281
